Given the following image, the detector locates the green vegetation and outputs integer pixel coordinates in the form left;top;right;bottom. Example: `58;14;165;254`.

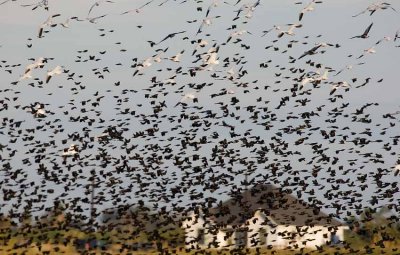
1;205;400;254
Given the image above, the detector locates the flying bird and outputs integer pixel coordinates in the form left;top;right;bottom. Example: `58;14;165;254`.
87;0;114;17
38;14;61;38
352;2;396;17
120;0;154;14
350;23;373;39
46;65;63;83
299;0;322;21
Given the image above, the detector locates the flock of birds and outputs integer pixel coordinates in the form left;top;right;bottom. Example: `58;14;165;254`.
0;0;400;253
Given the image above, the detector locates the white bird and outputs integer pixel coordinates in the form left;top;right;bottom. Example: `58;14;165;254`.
275;23;302;38
31;103;46;118
19;70;33;81
163;75;176;85
25;57;45;74
60;18;70;28
62;144;79;162
202;47;219;70
206;0;220;17
375;36;391;45
353;2;396;17
169;51;184;62
227;89;235;94
315;69;328;82
364;47;376;54
226;30;252;43
330;81;350;95
394;163;400;176
227;67;236;79
133;57;152;76
300;77;315;88
197;16;220;35
38;14;61;38
153;52;164;63
175;92;197;107
357;47;377;59
46;65;63;83
299;0;321;21
235;0;260;19
87;0;114;17
34;108;46;118
120;0;154;14
181;92;196;101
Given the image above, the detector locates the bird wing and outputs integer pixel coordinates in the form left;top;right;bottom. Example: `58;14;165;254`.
299;12;304;21
196;21;206;35
0;0;11;5
38;26;44;38
87;1;100;17
138;0;154;9
45;74;52;84
352;9;366;17
362;23;373;37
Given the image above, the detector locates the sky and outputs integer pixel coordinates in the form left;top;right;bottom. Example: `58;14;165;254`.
0;0;399;223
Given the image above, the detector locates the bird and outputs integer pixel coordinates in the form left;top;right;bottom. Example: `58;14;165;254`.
60;18;70;28
352;2;396;17
120;0;154;14
24;57;46;74
274;24;302;38
394;29;400;42
299;0;322;21
133;57;153;76
175;92;197;107
350;23;373;39
87;0;114;17
169;50;185;62
298;43;329;59
28;103;47;118
21;0;49;11
226;30;252;43
197;16;220;35
395;162;400;176
19;70;33;81
0;0;12;5
46;65;63;83
38;14;61;38
155;31;186;46
62;144;79;163
205;0;220;17
330;81;350;95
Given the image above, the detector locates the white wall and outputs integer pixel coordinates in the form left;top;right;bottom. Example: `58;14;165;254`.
183;210;347;250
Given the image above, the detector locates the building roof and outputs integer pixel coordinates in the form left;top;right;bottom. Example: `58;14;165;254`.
204;184;344;228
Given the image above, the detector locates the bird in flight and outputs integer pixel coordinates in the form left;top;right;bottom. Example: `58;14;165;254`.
46;65;63;83
350;23;373;39
87;0;114;18
352;2;396;17
120;0;154;14
38;14;61;38
21;0;49;11
149;31;186;47
299;0;322;21
298;43;329;59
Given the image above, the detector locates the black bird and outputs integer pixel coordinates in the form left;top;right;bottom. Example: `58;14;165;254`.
350;23;373;39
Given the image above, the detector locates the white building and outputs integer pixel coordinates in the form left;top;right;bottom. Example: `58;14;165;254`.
182;184;348;250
